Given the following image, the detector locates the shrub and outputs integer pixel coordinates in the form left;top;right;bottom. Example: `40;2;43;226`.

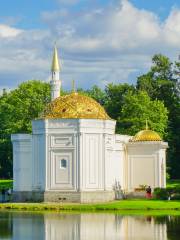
153;188;169;200
153;187;180;200
175;186;180;194
166;187;175;195
170;193;180;200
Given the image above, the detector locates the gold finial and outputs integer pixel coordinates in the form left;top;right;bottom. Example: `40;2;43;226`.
51;44;60;72
145;119;149;130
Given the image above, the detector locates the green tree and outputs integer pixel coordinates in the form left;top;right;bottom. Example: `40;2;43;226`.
137;54;180;178
118;91;168;136
104;83;135;120
0;80;50;178
86;85;107;106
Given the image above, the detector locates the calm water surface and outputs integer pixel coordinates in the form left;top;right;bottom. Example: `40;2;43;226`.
0;212;179;240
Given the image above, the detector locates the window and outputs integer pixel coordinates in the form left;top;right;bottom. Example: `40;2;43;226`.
60;159;67;169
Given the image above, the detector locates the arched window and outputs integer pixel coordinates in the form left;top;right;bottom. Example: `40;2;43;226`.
60;159;67;169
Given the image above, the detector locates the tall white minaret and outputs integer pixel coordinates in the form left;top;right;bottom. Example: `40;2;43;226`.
50;45;61;101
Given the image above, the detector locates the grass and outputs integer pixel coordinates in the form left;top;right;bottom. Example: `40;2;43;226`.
0;180;13;190
0;200;180;213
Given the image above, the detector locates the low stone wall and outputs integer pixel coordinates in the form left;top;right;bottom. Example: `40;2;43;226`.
44;191;115;203
125;191;146;199
13;191;44;202
44;191;81;203
80;191;115;203
13;190;115;203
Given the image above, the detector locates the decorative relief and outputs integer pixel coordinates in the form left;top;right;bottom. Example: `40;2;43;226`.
50;135;74;148
47;121;77;129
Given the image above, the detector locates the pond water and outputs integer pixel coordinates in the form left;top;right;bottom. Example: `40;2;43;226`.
0;212;180;240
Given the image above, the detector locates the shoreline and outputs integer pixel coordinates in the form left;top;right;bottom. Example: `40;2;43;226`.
0;200;180;214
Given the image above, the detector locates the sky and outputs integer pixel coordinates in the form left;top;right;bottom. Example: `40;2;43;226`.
0;0;180;91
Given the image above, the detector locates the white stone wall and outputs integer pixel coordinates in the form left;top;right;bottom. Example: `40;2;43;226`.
32;134;46;191
32;119;79;192
127;142;168;191
32;119;120;194
11;134;32;191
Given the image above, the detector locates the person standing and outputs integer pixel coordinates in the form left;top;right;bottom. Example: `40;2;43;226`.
146;186;152;199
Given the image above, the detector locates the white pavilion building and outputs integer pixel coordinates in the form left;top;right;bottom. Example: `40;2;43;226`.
11;47;168;202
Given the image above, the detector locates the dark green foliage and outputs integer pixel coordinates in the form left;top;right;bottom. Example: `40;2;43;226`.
103;83;135;132
104;83;135;120
0;139;12;178
85;85;107;106
0;180;13;190
0;80;50;134
118;91;168;136
153;187;180;200
137;54;180;178
170;194;180;200
0;80;50;178
153;188;169;200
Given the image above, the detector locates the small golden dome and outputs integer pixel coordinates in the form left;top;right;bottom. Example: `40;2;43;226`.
131;129;162;142
41;92;111;120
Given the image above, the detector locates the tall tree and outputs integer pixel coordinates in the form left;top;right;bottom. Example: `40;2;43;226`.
85;85;107;106
118;91;168;137
137;54;180;178
104;83;135;120
0;80;50;178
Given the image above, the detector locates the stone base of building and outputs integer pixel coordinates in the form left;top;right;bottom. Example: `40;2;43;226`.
13;191;44;202
43;191;80;202
13;190;115;203
125;191;146;199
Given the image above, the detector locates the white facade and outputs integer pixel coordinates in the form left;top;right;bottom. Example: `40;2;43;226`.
11;118;168;202
126;142;167;191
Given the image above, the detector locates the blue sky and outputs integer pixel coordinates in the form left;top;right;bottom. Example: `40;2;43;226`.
0;0;179;91
0;0;179;28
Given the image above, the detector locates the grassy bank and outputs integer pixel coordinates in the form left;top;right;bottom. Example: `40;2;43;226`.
0;200;180;213
0;179;180;214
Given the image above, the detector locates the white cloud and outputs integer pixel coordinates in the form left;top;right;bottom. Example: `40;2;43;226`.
42;0;180;55
0;24;22;38
163;8;180;45
0;0;180;91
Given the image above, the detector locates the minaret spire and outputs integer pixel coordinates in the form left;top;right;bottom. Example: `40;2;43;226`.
51;44;60;72
50;44;61;101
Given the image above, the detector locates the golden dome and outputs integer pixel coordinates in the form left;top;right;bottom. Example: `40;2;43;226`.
131;129;162;142
41;92;111;120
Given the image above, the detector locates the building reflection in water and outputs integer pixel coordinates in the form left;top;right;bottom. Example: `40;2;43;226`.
30;213;168;240
0;212;170;240
0;212;13;240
